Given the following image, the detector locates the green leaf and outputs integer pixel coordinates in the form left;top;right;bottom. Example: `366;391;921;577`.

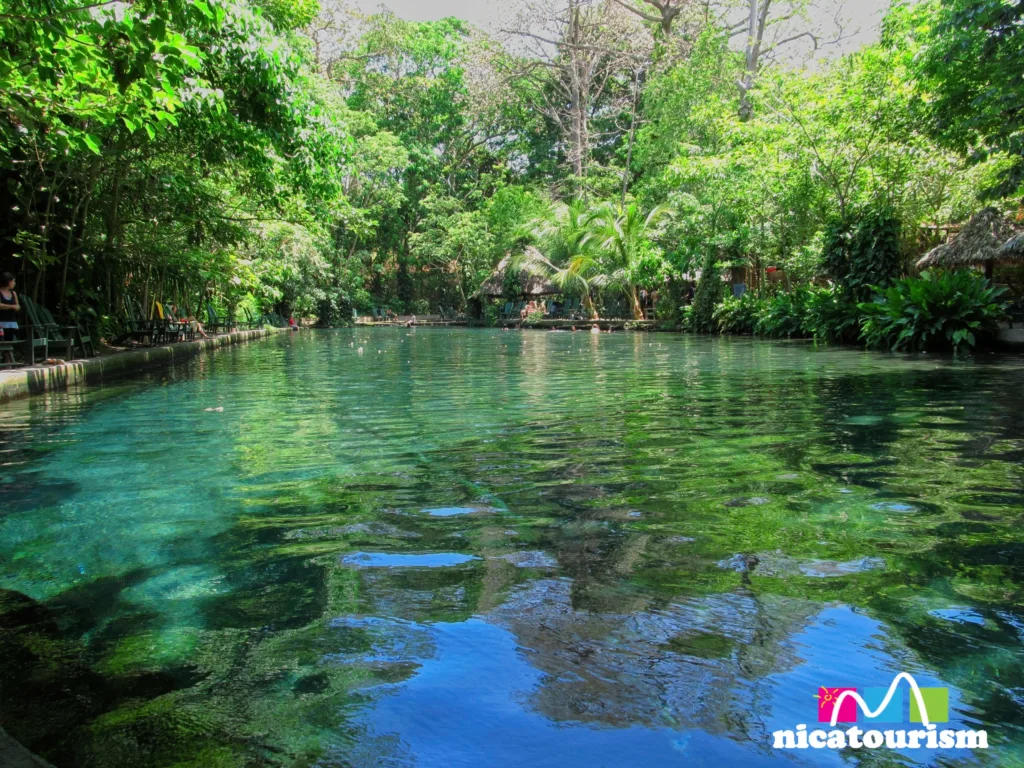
82;133;102;155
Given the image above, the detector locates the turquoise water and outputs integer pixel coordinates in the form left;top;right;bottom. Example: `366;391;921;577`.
1;329;1023;767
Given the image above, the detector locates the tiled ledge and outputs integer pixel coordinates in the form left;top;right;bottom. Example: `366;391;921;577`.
0;328;275;404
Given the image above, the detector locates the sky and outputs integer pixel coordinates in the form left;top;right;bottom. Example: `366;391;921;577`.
353;0;894;57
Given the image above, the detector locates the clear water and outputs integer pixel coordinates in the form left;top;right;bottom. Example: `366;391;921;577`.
1;329;1023;767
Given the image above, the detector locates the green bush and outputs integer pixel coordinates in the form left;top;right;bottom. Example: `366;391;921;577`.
483;301;502;327
713;293;763;334
823;207;904;302
690;252;723;332
858;270;1009;354
753;287;814;338
804;286;861;344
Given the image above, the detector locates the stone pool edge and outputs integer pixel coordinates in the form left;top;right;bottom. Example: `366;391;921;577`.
0;726;54;768
0;328;277;404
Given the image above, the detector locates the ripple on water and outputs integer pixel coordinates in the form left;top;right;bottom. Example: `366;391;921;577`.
930;607;986;626
496;551;559;569
422;506;496;517
870;501;917;513
341;552;480;568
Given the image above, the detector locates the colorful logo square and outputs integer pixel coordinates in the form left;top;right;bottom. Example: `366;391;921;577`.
817;687;858;723
862;687;903;723
910;688;949;723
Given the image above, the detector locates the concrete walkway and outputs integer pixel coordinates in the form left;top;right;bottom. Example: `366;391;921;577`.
998;327;1024;348
0;727;54;768
0;328;272;404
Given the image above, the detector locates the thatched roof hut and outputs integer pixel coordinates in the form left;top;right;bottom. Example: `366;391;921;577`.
917;207;1023;275
473;249;559;298
998;232;1024;262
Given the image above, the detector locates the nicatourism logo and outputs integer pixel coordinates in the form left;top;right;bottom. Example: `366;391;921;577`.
772;672;988;751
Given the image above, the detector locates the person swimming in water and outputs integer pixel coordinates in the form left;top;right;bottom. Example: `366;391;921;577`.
590;324;600;334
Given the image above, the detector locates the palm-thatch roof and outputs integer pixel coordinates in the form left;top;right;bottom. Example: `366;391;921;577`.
999;232;1024;260
472;249;559;297
917;207;1024;269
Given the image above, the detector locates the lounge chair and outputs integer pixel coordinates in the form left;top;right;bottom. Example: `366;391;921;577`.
58;310;93;358
119;298;156;345
205;303;231;335
499;301;513;320
243;307;263;329
18;295;51;363
38;301;95;358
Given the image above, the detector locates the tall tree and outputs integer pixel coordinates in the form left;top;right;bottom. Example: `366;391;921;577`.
911;0;1024;198
504;0;653;195
718;0;848;120
611;0;690;35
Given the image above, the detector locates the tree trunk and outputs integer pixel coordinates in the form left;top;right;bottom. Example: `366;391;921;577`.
621;68;641;206
582;291;599;320
630;286;644;320
567;0;589;185
738;0;770;121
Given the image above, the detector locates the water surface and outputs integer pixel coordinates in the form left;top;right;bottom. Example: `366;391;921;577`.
1;329;1023;767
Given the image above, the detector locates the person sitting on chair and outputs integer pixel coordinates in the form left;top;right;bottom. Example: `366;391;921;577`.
169;304;209;339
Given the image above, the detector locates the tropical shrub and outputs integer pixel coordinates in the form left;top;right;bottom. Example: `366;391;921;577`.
858;270;1009;354
824;208;904;302
689;252;723;332
754;288;814;338
804;286;862;344
713;293;763;334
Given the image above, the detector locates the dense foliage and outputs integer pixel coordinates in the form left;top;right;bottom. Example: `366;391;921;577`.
859;270;1009;355
0;0;1020;352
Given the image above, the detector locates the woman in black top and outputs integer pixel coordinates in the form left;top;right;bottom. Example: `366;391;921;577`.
0;272;20;364
0;272;20;331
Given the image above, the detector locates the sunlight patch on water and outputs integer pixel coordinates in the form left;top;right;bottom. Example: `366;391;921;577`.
341;552;480;568
422;506;496;517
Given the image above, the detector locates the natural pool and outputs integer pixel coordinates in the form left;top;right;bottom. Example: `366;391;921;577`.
1;328;1023;767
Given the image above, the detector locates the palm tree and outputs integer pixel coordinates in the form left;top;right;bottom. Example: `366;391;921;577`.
514;199;601;319
587;202;670;320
